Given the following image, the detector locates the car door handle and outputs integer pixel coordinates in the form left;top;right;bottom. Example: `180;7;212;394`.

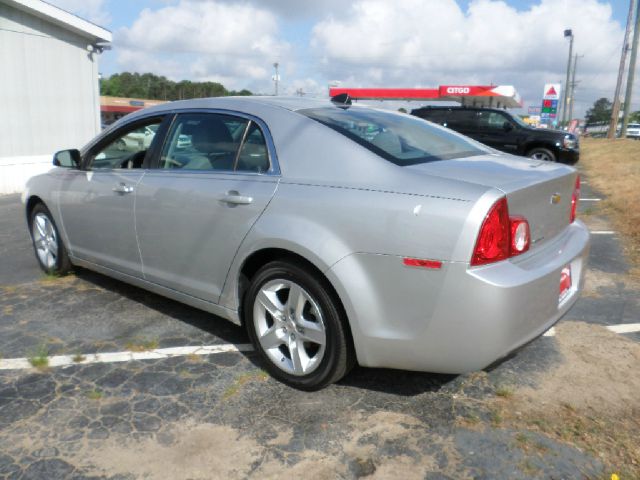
220;191;253;205
113;183;134;194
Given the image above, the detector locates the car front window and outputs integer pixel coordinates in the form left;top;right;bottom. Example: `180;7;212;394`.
301;107;487;166
91;119;163;169
506;112;529;128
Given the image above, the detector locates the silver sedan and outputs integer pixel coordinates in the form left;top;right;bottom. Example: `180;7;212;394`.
24;96;590;390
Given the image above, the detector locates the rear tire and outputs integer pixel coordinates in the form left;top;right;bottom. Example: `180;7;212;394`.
29;203;72;275
243;260;353;390
526;147;556;162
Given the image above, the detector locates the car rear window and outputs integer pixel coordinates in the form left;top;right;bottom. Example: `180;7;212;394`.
300;107;486;166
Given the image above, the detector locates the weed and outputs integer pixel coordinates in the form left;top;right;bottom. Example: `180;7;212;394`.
72;353;86;363
519;459;541;476
186;353;202;363
515;432;530;448
85;389;103;400
456;412;482;428
28;344;49;370
495;386;514;398
0;285;18;294
222;371;269;400
489;408;503;426
40;272;61;283
124;339;159;352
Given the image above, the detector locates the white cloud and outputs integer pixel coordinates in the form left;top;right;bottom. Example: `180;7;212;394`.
310;0;628;115
114;0;290;91
47;0;111;26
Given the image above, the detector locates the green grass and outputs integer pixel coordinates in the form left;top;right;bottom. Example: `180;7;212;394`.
28;344;49;370
40;272;61;283
489;408;503;426
124;339;159;352
495;386;514;398
85;389;103;400
222;371;269;400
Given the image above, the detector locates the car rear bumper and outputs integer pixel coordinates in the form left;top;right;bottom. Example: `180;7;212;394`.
327;220;590;373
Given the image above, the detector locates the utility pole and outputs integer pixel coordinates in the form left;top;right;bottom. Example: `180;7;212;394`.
621;0;640;137
567;54;583;125
273;62;279;96
560;29;574;128
608;0;636;139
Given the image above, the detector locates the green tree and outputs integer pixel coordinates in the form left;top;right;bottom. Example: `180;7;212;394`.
585;97;612;124
630;110;640;123
99;72;252;100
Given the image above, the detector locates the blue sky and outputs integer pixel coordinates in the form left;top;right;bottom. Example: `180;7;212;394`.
50;0;639;117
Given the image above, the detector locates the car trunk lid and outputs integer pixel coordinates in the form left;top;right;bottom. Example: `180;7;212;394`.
407;154;578;249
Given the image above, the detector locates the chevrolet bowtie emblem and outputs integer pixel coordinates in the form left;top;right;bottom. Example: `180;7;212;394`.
550;193;561;205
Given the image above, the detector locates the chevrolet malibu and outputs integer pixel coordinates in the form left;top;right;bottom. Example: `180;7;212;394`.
24;97;590;390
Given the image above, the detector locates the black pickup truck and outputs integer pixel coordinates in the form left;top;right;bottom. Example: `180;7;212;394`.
411;106;579;164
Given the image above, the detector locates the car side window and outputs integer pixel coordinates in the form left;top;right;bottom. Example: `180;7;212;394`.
236;122;270;173
446;110;476;129
418;110;445;124
90;120;163;170
159;113;250;171
478;111;509;130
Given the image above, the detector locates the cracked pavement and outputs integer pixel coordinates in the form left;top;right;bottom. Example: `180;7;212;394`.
0;179;639;479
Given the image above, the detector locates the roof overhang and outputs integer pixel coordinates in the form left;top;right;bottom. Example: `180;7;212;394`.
3;0;112;43
329;85;523;108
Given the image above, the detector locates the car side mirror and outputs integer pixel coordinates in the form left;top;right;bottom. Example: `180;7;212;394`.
53;149;81;168
503;121;514;132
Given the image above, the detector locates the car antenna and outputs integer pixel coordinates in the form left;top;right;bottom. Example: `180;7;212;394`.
331;93;352;107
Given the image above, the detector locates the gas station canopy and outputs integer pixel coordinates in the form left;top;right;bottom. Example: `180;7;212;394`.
328;85;522;109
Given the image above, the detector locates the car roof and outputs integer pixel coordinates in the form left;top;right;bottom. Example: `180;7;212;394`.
143;96;332;114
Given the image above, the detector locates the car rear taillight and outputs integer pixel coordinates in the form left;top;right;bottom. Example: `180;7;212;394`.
471;197;510;266
570;175;580;223
471;197;531;267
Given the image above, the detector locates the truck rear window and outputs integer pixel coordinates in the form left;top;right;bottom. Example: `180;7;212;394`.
300;107;487;166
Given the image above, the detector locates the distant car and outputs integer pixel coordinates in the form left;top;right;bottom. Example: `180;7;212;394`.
24;97;589;390
412;106;580;164
177;134;192;148
115;124;159;151
626;123;640;140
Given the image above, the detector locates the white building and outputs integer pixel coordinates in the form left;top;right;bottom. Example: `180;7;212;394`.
0;0;111;194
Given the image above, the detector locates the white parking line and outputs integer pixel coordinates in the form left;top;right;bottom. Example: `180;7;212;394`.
607;323;640;334
2;322;640;371
580;198;602;202
0;343;254;371
543;323;640;337
589;230;616;235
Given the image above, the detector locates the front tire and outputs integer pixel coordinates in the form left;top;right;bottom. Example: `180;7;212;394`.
29;203;72;275
526;147;556;162
244;260;353;390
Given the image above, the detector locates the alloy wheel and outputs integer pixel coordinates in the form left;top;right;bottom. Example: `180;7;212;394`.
253;279;327;376
32;213;58;270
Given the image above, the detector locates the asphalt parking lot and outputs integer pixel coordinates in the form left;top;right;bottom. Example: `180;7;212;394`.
1;176;639;479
